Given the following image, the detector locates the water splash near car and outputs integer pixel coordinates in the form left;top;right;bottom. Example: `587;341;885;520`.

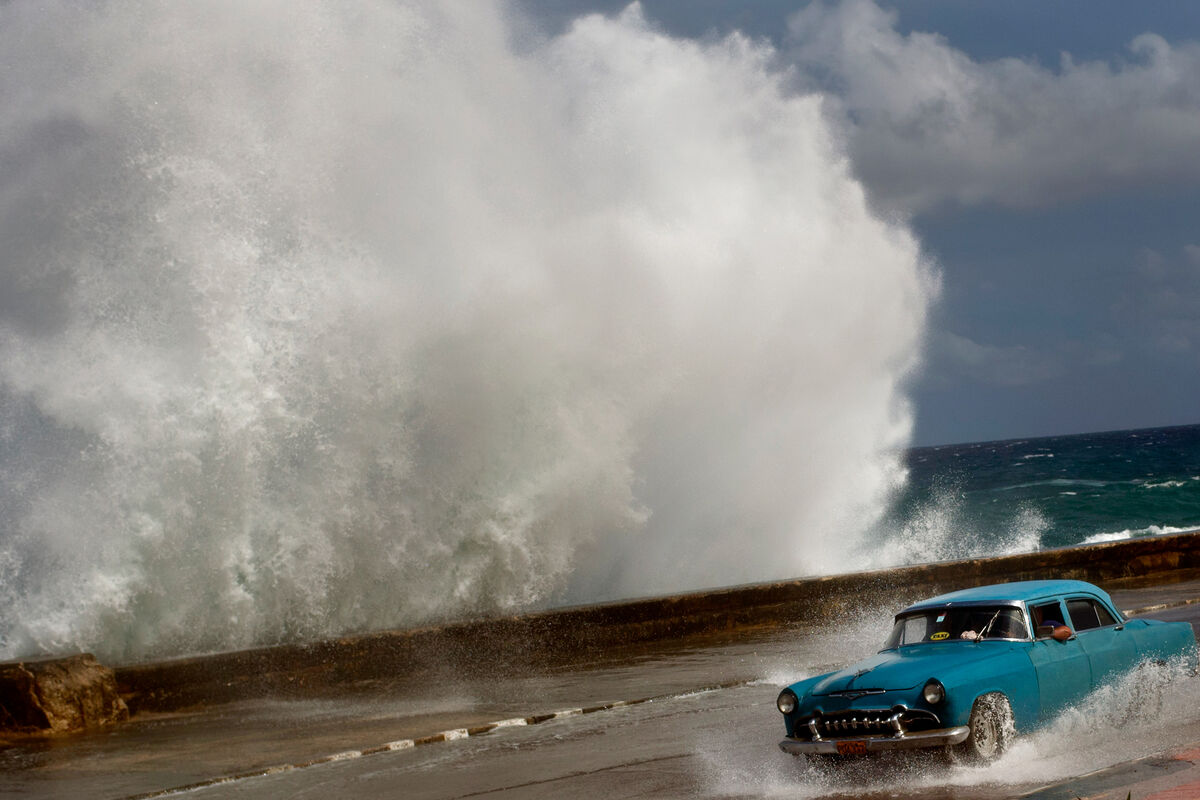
706;657;1200;798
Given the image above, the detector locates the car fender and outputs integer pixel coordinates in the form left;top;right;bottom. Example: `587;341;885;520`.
1124;618;1199;669
779;672;835;738
933;645;1038;730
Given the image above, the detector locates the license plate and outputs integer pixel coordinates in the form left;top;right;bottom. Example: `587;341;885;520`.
836;740;868;756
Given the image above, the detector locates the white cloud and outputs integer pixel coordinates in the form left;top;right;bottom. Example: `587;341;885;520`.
931;331;1064;387
786;0;1200;213
1118;245;1200;356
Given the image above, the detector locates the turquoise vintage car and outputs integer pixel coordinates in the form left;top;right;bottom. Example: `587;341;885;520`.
776;580;1197;762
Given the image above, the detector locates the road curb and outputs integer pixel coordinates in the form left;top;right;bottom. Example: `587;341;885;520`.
1124;597;1200;616
1020;742;1200;800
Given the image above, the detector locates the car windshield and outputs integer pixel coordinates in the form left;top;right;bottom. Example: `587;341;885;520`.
883;605;1029;648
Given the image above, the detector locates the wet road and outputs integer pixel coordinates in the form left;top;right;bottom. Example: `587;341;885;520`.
3;582;1200;799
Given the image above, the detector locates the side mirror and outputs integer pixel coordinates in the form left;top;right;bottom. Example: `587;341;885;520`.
1051;625;1074;642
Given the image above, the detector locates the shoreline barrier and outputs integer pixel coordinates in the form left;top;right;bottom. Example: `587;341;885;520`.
111;530;1200;715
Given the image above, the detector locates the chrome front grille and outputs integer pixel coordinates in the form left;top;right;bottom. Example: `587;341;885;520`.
793;707;940;741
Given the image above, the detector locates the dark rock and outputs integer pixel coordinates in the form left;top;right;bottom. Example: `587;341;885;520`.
0;653;129;734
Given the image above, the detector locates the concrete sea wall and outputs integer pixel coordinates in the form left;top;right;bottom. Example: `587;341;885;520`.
112;531;1200;715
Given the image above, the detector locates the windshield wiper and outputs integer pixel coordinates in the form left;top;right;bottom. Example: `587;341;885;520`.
978;608;1005;641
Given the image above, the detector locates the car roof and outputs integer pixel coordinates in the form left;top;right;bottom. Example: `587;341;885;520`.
900;580;1113;613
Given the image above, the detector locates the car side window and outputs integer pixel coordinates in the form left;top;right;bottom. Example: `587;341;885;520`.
1031;601;1064;637
1067;598;1116;631
1067;599;1101;630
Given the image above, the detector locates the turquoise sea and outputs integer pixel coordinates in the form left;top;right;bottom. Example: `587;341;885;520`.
886;424;1200;559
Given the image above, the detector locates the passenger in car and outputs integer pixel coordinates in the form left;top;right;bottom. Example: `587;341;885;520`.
1030;602;1069;639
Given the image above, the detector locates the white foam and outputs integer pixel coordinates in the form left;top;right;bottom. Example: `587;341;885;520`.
1082;531;1134;545
0;1;933;661
1082;524;1196;545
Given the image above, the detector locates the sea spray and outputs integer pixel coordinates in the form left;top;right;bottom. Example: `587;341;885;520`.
0;1;933;661
880;426;1200;560
864;477;1050;567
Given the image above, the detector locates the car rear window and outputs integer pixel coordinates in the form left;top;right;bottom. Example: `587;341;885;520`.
1066;598;1117;631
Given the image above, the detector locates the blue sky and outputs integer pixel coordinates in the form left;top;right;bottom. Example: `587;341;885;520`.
518;0;1200;446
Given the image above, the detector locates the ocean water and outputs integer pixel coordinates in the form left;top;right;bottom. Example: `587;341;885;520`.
869;423;1200;565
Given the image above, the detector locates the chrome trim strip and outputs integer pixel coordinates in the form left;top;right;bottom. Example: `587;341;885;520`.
828;688;886;699
778;726;971;755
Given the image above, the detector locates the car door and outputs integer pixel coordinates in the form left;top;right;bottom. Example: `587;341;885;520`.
1026;598;1093;718
1066;595;1138;685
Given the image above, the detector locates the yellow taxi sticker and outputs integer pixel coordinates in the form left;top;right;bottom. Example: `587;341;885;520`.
931;631;949;641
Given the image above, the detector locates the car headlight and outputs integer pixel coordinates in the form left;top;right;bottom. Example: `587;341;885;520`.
922;679;945;705
777;689;798;714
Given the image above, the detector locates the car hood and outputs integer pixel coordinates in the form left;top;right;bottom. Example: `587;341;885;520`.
811;642;1010;695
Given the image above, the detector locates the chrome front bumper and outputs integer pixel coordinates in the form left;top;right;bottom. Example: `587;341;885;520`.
778;725;971;755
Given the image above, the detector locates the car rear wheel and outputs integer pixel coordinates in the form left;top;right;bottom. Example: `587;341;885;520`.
953;693;1013;764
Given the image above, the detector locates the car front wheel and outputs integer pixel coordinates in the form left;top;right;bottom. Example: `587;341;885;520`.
954;693;1013;764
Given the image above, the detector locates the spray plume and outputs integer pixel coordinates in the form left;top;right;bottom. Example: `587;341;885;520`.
0;1;933;661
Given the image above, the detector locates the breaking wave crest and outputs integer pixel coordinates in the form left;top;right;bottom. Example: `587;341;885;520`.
1083;524;1197;545
0;1;932;661
862;481;1048;568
